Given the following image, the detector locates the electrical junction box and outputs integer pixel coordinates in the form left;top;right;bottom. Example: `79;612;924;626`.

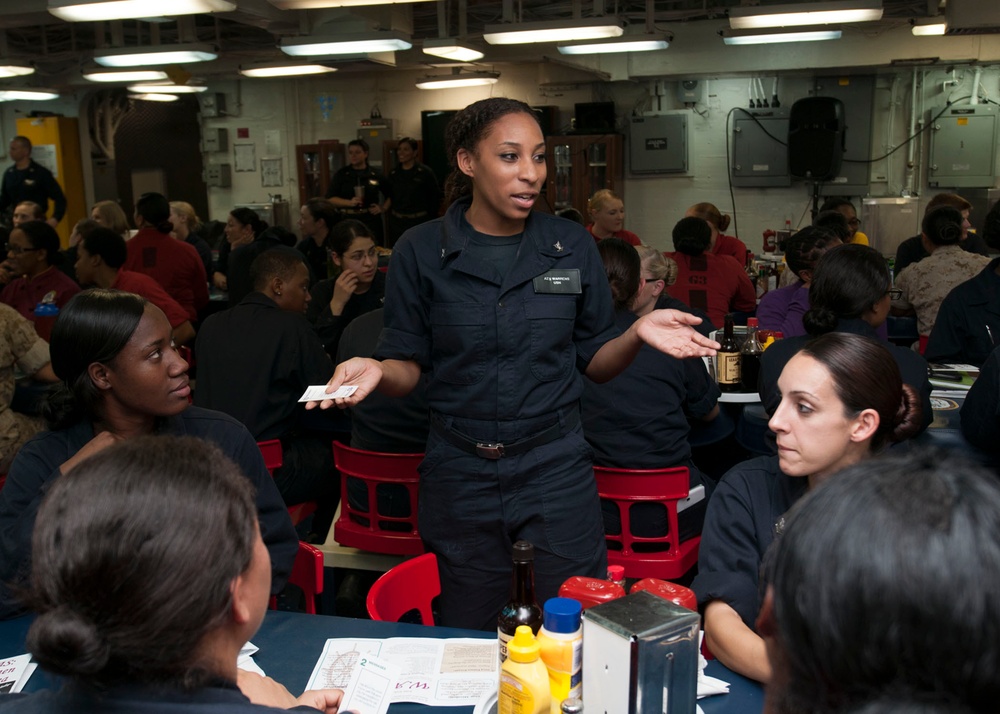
677;79;704;104
204;163;231;188
731;108;790;187
629;114;687;174
202;127;228;153
582;591;700;714
928;104;998;188
199;92;226;118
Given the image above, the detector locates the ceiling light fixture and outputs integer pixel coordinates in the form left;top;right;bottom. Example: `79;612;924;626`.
127;82;207;93
422;38;484;62
83;69;169;82
484;17;624;45
131;93;179;102
0;88;60;101
911;17;947;36
268;0;435;7
239;63;338;78
280;32;412;56
0;64;34;78
416;70;499;90
49;0;235;21
721;26;843;45
558;33;670;54
94;43;218;67
729;0;882;29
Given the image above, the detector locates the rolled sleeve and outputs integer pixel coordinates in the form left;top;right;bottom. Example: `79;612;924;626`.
374;237;432;368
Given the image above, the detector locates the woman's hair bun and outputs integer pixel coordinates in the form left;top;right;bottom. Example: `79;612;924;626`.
27;606;110;677
803;306;838;335
890;384;924;444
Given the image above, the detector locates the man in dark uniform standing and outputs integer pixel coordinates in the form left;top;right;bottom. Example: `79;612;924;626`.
0;136;66;229
324;139;387;246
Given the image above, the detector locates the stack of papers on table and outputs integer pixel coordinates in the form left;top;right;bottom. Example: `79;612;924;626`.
0;654;36;694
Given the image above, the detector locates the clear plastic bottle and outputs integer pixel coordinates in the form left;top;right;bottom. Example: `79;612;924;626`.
538;598;583;713
499;625;551;714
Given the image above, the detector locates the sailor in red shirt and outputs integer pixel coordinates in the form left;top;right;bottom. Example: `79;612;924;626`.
586;189;641;246
0;221;79;321
686;202;749;265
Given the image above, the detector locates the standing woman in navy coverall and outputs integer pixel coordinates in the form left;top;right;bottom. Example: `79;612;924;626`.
311;98;718;631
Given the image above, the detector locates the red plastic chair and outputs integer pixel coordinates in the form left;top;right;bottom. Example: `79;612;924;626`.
332;442;424;556
257;439;318;526
366;552;440;625
269;541;324;615
594;465;701;581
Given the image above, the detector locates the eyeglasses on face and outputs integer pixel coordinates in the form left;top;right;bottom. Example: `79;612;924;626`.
4;243;39;255
847;218;862;228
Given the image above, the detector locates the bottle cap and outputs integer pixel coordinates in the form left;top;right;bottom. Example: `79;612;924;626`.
747;317;758;327
542;597;582;634
560;697;584;713
607;564;625;581
507;625;540;663
34;302;58;317
512;540;534;563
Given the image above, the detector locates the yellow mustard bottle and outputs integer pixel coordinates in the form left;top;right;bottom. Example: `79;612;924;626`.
499;625;551;714
537;598;583;714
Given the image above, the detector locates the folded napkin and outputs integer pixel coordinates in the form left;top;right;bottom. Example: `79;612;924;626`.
696;630;730;699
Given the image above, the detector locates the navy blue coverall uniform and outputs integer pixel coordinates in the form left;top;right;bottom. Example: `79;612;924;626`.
375;197;618;630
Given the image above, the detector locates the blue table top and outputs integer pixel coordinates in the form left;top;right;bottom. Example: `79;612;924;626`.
0;610;763;713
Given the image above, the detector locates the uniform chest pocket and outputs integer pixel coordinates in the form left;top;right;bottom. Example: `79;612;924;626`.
523;297;577;382
430;302;487;385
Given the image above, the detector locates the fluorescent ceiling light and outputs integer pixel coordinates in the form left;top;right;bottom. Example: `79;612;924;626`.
0;89;60;101
131;93;179;102
558;33;669;54
49;0;235;21
484;17;624;45
127;82;207;93
269;0;434;7
240;63;337;77
722;26;843;45
729;0;882;29
911;17;946;36
0;64;34;78
416;71;499;90
281;32;412;56
422;39;484;62
83;69;168;82
94;43;218;67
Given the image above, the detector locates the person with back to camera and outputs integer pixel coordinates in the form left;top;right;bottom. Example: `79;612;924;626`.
124;192;208;323
685;202;748;263
384;137;441;248
586;189;640;246
894;192;990;276
635;244;716;337
758;447;1000;714
325;139;388;246
195;248;340;540
756;226;842;338
170;201;214;281
818;197;868;246
759;243;933;433
297;199;340;285
0;289;298;619
893;205;991;352
693;332;923;683
960;343;1000;456
582;238;720;543
665;216;756;327
0;436;347;714
0;220;79;321
307;219;384;358
308;97;719;631
91;199;130;239
73;225;196;346
227;224;298;308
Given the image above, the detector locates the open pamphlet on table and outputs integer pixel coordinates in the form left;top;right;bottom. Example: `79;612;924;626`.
0;655;36;694
928;363;979;391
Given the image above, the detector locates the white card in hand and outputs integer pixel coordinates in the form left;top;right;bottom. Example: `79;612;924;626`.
337;654;400;714
298;385;359;402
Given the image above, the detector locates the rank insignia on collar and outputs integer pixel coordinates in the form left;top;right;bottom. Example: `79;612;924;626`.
441;248;445;258
554;241;563;252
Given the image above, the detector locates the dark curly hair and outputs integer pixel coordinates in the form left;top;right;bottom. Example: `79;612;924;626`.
671;216;712;256
785;225;840;280
922;205;963;247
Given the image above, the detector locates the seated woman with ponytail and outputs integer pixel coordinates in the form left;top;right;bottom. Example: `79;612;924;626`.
0;436;345;714
759;243;932;433
123;192;208;322
0;289;297;619
692;332;923;682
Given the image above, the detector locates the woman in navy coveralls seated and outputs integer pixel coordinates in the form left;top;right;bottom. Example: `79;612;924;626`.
582;238;720;543
0;436;345;714
692;332;922;683
309;97;718;632
759;449;1000;714
0;289;297;619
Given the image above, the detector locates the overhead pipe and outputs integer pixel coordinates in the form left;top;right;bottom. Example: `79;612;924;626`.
904;68;917;196
971;66;982;105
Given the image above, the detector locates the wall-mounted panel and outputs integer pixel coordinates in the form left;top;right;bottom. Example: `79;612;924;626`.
731;109;790;188
629;114;687;175
928;104;997;188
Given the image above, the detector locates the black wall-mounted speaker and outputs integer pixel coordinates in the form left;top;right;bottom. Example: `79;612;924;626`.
788;97;845;180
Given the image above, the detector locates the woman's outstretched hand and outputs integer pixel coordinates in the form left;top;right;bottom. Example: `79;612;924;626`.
303;357;383;411
636;309;720;359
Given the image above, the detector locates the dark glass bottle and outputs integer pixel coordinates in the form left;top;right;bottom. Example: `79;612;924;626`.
716;314;741;392
498;540;542;664
740;317;764;392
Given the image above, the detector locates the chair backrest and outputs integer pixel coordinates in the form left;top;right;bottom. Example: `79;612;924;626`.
366;552;440;625
594;465;701;581
257;439;283;475
269;541;324;614
332;442;425;556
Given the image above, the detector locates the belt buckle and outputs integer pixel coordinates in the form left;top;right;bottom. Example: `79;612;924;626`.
476;442;505;460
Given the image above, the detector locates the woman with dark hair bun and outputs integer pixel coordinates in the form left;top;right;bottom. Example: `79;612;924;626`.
0;435;343;713
311;97;717;632
0;220;79;321
760;448;1000;714
759;243;932;432
685;202;748;263
693;331;922;683
123;192;208;322
0;289;297;619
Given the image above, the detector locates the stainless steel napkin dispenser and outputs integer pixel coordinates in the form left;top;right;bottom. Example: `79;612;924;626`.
582;590;700;714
